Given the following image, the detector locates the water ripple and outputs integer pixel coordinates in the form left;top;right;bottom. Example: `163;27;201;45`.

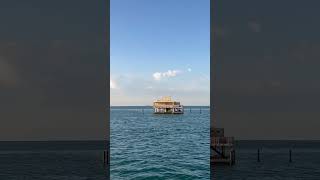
111;107;210;180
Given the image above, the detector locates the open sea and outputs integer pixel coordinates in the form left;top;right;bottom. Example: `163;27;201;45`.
110;106;210;180
1;107;320;179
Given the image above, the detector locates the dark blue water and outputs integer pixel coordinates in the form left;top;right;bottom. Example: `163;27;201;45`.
0;141;108;179
213;140;320;180
110;106;210;179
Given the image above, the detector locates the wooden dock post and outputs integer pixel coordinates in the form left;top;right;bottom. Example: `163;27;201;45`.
142;108;144;114
289;149;292;163
103;150;110;166
211;129;235;165
103;150;106;165
231;150;235;165
190;108;191;113
257;149;260;162
107;150;109;165
229;151;232;166
200;107;202;114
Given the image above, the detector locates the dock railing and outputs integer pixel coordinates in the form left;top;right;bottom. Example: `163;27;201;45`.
211;137;234;146
153;104;183;109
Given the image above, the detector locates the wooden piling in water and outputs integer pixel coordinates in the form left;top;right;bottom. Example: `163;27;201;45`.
103;150;110;166
289;149;292;163
103;150;106;165
107;150;109;164
257;149;260;162
200;107;202;114
211;131;235;165
229;150;235;166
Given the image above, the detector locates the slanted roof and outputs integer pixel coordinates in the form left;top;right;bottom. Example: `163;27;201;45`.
153;97;182;107
155;96;174;102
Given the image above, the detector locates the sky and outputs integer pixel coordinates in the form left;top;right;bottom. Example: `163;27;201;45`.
0;0;107;141
2;0;319;141
213;0;320;140
110;0;210;106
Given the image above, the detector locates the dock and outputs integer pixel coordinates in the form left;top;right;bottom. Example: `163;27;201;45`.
211;128;235;165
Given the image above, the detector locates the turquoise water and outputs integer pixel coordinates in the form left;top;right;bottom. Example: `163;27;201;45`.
1;122;320;179
110;106;210;179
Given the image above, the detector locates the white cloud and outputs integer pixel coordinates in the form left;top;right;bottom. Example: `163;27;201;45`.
110;79;117;89
153;70;181;81
110;74;210;106
153;72;162;81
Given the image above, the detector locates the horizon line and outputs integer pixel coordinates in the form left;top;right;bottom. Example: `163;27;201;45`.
110;105;211;107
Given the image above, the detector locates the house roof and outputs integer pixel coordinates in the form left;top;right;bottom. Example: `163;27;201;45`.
154;96;179;103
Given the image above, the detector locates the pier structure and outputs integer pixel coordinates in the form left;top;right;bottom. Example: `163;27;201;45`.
153;96;184;114
211;128;235;165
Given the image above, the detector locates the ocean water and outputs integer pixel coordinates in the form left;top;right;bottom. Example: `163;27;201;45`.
2;109;318;180
0;141;108;180
110;106;210;180
212;140;320;180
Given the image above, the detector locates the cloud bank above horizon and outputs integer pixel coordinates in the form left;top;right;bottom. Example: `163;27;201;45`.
110;67;210;106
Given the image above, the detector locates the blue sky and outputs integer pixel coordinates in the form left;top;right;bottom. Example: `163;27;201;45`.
110;0;210;106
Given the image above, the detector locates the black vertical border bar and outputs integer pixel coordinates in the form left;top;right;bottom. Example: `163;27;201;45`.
106;0;110;179
210;0;216;178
